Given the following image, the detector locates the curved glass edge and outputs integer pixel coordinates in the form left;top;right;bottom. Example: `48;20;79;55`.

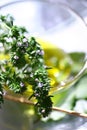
0;0;48;8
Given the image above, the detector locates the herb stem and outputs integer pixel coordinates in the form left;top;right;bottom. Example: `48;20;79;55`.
3;94;87;119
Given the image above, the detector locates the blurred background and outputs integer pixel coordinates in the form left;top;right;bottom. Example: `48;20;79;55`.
0;0;87;130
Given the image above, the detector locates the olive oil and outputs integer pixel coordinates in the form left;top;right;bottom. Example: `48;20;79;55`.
0;39;72;95
36;38;72;92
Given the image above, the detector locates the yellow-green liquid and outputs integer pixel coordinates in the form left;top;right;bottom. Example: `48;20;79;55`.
37;38;72;93
0;39;72;95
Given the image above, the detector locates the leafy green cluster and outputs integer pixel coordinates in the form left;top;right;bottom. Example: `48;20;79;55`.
0;14;53;117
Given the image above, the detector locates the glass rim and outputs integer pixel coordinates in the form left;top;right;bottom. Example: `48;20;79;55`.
0;0;86;25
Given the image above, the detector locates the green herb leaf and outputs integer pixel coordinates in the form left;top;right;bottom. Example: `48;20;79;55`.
0;14;53;117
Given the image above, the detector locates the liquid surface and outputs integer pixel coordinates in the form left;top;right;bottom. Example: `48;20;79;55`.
0;39;72;95
36;39;72;92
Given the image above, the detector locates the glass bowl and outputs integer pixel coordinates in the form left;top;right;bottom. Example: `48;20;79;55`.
0;0;87;130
